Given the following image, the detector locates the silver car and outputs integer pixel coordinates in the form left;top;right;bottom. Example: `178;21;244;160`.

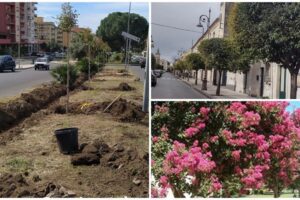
34;57;50;70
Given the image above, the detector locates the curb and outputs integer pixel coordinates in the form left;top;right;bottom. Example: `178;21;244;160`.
17;66;34;70
179;78;212;99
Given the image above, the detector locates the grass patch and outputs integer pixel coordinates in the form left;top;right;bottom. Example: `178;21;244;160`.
6;157;33;172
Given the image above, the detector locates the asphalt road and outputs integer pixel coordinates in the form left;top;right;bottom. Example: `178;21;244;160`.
151;72;206;99
127;65;146;81
0;62;60;99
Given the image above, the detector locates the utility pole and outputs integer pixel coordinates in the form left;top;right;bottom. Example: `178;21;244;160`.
142;38;149;112
124;2;131;70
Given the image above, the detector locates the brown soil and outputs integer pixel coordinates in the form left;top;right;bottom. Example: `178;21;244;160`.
117;82;135;91
0;67;148;197
51;98;145;122
0;173;77;197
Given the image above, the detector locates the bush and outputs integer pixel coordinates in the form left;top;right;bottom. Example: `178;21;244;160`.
151;101;300;198
51;64;78;87
76;58;103;75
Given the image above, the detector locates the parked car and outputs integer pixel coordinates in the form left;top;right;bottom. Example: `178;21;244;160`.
45;52;54;61
34;57;50;70
140;57;146;68
0;55;16;72
36;52;44;57
153;70;163;78
55;52;65;58
151;71;157;87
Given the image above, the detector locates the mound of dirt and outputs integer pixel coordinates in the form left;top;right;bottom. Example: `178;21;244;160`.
0;83;65;132
117;82;135;91
104;98;145;122
52;98;145;122
0;173;76;197
71;140;111;166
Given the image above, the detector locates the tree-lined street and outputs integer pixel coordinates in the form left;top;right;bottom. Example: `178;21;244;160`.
152;72;205;99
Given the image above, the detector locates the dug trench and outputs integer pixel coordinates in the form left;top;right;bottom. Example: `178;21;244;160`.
0;67;148;197
0;73;88;133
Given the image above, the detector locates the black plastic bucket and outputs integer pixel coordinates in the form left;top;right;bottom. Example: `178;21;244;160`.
54;128;79;154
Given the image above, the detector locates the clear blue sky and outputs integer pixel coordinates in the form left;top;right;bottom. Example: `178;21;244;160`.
36;2;149;33
286;101;300;113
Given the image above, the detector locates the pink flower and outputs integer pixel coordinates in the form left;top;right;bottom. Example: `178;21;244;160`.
210;136;219;143
242;111;261;128
232;150;241;161
222;130;232;140
152;136;159;143
185;127;199;137
159;176;169;188
200;107;210;117
202;143;209;150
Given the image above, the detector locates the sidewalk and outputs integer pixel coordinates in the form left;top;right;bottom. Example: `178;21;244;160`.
180;77;258;99
15;60;66;70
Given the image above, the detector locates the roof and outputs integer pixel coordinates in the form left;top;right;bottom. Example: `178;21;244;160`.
191;17;220;50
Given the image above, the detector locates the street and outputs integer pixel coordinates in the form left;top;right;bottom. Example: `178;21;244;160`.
127;65;146;81
0;62;61;99
151;72;206;99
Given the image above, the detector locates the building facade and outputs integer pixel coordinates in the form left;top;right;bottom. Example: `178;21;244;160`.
184;2;299;99
0;2;37;53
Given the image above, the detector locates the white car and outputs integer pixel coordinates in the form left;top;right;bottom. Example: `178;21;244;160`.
34;57;50;70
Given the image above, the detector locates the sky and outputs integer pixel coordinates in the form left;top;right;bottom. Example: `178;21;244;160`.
286;101;300;113
152;2;220;62
36;2;149;33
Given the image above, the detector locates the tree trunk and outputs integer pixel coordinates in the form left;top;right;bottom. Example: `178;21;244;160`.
195;70;198;85
273;183;281;198
66;32;70;114
172;187;185;198
216;70;222;96
290;71;298;99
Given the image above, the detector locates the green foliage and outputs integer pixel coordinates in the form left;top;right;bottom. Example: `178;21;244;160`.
51;64;78;87
96;12;148;51
174;60;188;72
198;38;234;71
76;58;103;75
230;3;300;98
109;52;124;63
57;3;79;33
185;53;205;71
198;38;235;95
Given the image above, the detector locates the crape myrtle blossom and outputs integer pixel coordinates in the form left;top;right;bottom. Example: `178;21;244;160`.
151;102;300;198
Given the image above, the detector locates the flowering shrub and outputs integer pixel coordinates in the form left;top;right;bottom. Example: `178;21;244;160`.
151;102;300;198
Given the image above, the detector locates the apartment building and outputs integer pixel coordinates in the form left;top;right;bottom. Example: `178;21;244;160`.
34;16;57;44
0;2;37;53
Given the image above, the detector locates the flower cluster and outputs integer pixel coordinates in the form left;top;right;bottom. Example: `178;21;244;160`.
152;101;300;198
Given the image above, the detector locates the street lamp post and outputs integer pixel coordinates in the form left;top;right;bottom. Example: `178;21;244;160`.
197;8;211;90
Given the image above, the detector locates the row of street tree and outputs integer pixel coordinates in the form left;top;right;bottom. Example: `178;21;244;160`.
174;3;300;98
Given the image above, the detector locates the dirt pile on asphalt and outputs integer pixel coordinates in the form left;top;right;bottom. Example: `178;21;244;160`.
117;82;135;91
52;98;145;122
0;173;76;197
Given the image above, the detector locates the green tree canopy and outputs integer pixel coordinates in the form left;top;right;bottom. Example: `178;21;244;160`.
230;3;300;98
198;38;234;95
185;53;205;85
96;12;148;51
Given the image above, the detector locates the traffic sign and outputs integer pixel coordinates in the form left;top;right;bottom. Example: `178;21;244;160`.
121;31;140;43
